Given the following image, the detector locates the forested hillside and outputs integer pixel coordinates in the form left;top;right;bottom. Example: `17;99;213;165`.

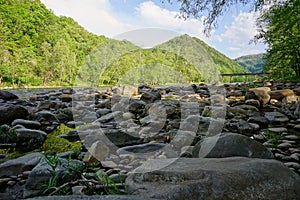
234;54;265;73
0;0;106;86
0;0;248;87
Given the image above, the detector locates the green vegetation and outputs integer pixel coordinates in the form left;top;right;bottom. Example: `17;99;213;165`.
191;37;249;82
255;0;300;81
41;153;127;196
264;129;281;148
0;0;106;87
0;124;81;159
0;0;253;87
234;54;265;73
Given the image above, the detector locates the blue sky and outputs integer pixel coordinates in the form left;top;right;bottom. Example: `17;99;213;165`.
40;0;266;59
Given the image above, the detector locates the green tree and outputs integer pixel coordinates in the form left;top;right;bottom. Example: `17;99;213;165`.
255;0;300;79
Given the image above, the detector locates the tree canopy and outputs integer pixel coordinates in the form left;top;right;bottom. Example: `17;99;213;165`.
163;0;268;35
255;0;300;79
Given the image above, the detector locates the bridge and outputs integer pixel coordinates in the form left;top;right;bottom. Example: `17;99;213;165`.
219;73;270;82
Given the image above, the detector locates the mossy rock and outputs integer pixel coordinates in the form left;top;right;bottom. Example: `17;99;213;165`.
0;124;82;159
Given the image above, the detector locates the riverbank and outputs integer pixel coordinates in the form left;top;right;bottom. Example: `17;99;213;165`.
0;81;299;199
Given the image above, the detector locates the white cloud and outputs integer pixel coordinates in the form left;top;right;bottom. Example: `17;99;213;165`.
135;1;208;41
41;0;136;36
220;11;258;44
40;0;266;58
228;47;241;51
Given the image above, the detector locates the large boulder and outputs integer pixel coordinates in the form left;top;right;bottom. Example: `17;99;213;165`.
126;157;300;200
0;90;18;100
26;195;157;200
0;104;28;125
192;132;274;159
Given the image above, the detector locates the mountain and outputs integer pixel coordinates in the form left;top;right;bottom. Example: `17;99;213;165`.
95;35;249;85
234;53;265;73
156;35;248;82
0;0;249;87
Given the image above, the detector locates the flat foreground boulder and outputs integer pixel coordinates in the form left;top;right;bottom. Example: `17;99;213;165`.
126;157;300;200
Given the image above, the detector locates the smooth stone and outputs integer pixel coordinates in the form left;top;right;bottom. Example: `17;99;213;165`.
26;195;157;200
192;132;274;159
290;153;300;161
269;89;294;100
11;119;41;129
284;162;300;169
24;158;84;198
0;153;42;178
0;104;28;125
268;127;288;133
294;124;300;130
264;112;289;124
0;90;19;100
277;142;293;149
140;91;161;104
126;157;300;200
83;140;110;164
283;135;298;140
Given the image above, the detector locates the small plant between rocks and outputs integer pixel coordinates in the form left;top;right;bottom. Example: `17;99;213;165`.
41;153;127;196
264;129;281;148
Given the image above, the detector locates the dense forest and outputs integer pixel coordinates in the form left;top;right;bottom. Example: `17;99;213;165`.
234;54;265;73
0;0;106;86
0;0;248;87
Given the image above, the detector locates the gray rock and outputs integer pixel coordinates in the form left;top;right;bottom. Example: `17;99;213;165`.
24;157;84;198
126;157;300;200
192;132;274;159
11;119;41;129
268;127;288;133
96;108;111;118
0;90;18;100
27;195;157;200
140;91;161;104
15;128;47;149
284;162;300;169
277;142;293;149
265;112;289;124
226;119;259;136
96;111;122;123
117;143;176;159
0;104;28;125
247;116;269;127
32;111;59;125
0;152;42;178
103;129;142;147
294;124;300;130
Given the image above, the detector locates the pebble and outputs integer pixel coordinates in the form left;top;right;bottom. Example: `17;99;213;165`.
283;135;298;140
290;153;300;161
277;142;293;149
268;127;288;133
7;180;16;186
284;162;300;169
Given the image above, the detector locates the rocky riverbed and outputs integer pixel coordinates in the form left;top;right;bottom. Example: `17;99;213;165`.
0;81;299;199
